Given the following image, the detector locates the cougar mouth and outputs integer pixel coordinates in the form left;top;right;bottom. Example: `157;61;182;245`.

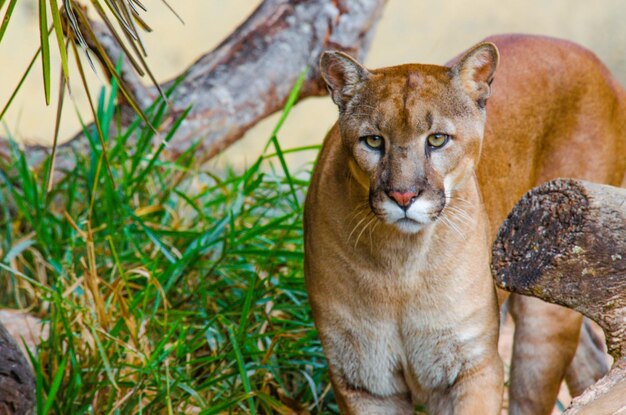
396;216;423;225
367;195;440;232
393;217;428;233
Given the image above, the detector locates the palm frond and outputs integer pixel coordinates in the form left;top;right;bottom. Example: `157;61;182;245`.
0;0;179;137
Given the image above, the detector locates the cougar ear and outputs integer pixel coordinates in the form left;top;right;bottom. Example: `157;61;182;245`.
320;50;370;110
454;42;499;108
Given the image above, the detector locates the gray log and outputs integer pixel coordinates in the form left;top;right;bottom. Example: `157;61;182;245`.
0;321;35;415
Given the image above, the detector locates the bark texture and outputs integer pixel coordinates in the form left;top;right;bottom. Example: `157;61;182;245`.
492;178;626;414
564;362;626;415
0;321;35;415
6;0;388;173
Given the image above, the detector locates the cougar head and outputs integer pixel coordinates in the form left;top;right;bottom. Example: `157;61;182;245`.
320;43;499;234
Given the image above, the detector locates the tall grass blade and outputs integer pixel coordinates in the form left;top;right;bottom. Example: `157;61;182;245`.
263;69;307;153
198;393;255;415
226;324;257;415
91;2;145;76
119;0;147;55
41;353;68;415
38;0;51;105
45;64;67;193
24;344;45;415
0;47;40;121
0;0;17;43
48;0;69;82
69;35;116;188
263;69;308;207
130;106;192;191
90;326;120;390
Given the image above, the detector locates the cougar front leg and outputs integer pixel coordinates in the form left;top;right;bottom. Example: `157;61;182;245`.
314;318;414;415
329;372;414;415
508;294;582;415
427;354;504;415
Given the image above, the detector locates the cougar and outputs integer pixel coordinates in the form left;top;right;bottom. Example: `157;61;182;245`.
304;34;626;414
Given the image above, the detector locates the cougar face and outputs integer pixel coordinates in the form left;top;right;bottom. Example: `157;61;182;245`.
321;45;498;233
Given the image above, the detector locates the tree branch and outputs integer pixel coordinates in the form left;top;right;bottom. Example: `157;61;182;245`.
3;0;387;173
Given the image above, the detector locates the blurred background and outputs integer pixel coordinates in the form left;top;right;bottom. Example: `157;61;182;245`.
2;0;625;168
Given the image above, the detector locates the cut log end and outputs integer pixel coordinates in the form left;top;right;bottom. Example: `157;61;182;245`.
493;178;626;413
492;179;590;294
492;179;626;315
492;178;626;360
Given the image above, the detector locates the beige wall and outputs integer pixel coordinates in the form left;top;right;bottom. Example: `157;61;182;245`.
2;1;625;168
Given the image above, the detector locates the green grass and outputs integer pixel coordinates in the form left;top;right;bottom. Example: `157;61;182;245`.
0;76;336;413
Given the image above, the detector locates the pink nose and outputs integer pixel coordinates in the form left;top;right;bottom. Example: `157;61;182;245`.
388;190;418;208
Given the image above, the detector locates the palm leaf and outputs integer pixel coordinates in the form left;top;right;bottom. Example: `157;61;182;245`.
71;4;156;131
0;0;181;139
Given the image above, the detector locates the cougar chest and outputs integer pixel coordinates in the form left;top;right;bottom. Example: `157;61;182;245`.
329;294;489;402
330;228;495;398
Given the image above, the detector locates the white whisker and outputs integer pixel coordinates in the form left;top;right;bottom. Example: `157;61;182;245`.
348;213;371;244
346;202;370;226
447;212;472;232
355;215;377;249
445;206;474;227
369;219;381;250
446;194;473;207
440;215;465;240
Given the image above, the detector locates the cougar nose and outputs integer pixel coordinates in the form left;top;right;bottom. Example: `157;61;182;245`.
387;190;419;210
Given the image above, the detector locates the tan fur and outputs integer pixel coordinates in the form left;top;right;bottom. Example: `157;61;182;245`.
305;34;626;414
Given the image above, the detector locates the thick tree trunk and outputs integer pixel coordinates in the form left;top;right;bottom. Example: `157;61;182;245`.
7;0;387;173
492;178;626;414
0;320;35;415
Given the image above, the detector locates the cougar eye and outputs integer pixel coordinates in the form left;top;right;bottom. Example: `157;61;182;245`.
427;133;450;149
362;135;384;151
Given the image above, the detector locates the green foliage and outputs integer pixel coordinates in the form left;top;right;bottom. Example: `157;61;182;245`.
0;78;336;413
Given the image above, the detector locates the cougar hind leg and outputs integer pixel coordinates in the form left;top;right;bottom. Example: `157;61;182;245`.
507;295;582;415
565;318;609;397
